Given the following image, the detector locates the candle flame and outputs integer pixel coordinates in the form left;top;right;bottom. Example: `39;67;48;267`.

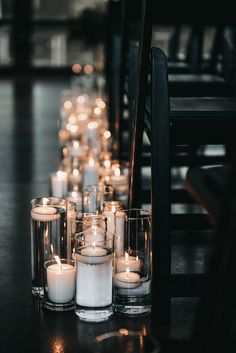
104;159;111;168
94;107;101;115
72;140;79;149
71;191;78;198
114;167;121;177
78;112;88;121
69;115;76;124
77;95;86;104
64;100;72;109
88;157;95;167
88;121;98;130
42;198;48;206
125;251;129;261
56;170;67;179
103;130;111;139
72;168;79;176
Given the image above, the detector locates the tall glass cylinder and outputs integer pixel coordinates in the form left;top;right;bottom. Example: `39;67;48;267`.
114;209;152;315
75;230;114;322
30;197;70;297
82;184;114;214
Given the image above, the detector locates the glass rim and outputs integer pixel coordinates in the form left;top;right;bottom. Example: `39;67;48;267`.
44;259;75;270
114;208;151;220
31;196;67;207
75;230;115;243
82;184;114;194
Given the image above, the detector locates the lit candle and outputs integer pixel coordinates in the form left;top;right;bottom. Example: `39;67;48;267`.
50;170;68;198
68;140;83;158
31;198;60;222
69;168;82;186
110;167;128;187
75;243;113;307
114;268;141;289
46;261;75;303
83;157;99;187
66;190;82;211
116;252;141;272
103;201;122;235
87;121;99;142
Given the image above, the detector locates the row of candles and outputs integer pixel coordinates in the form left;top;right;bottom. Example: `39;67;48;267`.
49;75;129;211
31;72;151;321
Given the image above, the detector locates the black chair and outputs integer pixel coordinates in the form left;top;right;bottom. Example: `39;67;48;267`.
109;0;236;330
130;43;236;328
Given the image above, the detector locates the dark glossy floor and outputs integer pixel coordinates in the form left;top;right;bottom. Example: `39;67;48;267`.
0;76;216;352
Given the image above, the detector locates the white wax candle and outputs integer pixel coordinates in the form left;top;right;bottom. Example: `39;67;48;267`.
116;252;141;272
110;174;127;187
83;158;99;187
87;121;98;141
68;141;84;157
114;210;125;256
69;169;82;186
47;263;75;303
31;206;60;222
77;245;110;265
76;253;112;307
50;171;68;198
67;191;82;211
114;270;140;289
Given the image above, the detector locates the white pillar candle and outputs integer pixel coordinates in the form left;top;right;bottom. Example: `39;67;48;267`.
111;166;127;185
76;246;112;307
83;157;99;187
47;263;75;303
87;121;99;142
114;268;140;289
116;252;141;272
50;170;68;198
67;191;82;211
68;140;83;158
114;210;125;256
31;205;60;222
69;168;82;186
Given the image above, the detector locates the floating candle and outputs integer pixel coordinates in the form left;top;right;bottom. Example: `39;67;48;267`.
31;204;60;222
116;252;141;272
114;268;141;289
75;243;113;307
46;261;75;304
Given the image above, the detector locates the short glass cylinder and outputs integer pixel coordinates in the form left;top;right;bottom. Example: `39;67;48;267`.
74;231;114;322
43;259;75;311
113;208;152;315
30;197;70;298
82;184;114;214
